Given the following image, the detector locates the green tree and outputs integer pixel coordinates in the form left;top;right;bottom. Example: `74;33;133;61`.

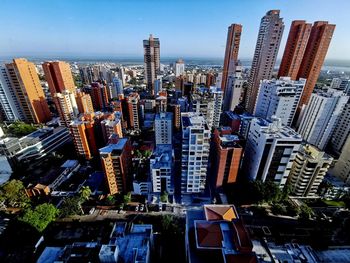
271;203;287;215
160;191;168;203
59;196;82;217
143;150;152;159
299;204;314;220
79;186;92;201
20;203;59;232
123;192;131;204
0;179;30;208
106;195;117;205
8;122;37;137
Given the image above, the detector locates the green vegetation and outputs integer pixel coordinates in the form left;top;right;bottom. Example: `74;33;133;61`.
160;191;169;203
0;180;30;208
134;149;152;159
123;192;131;204
323;200;346;207
79;186;92;201
299;204;314;220
20;203;59;232
59;196;82;217
7;122;37;137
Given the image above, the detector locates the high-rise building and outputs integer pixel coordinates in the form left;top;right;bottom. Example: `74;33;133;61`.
6;58;51;123
298;89;348;150
111;77;123;99
155;95;167;113
70;119;98;160
99;138;132;195
181;112;210;196
330;100;350;155
101;117;123;144
143;34;160;94
254;77;306;126
154;112;173;145
173;104;181;130
330;136;350;184
126;92;141;130
89;82;109;111
296;21;336;111
54;90;79;126
221;24;242;92
211;127;243;189
223;62;246;111
150;144;174;195
245;10;284;113
0;66;23;121
191;87;223;129
242;117;302;187
154;75;162;96
175;59;185;77
330;78;350;92
288;145;332;197
75;91;94;114
278;21;312;80
42;61;76;96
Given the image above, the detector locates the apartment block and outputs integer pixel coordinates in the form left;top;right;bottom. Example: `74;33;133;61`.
155;112;172;145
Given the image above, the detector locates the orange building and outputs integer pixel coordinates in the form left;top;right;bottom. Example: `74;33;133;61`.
90;82;109;111
69;119;98;159
6;58;51;123
126;92;140;130
221;24;242;92
212;127;242;189
42;61;76;96
278;20;312;80
297;21;335;110
99;138;132;194
75;91;94;114
173;104;181;130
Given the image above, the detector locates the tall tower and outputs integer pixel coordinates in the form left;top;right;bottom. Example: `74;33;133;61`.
155;112;173;145
245;10;284;113
75;91;94;114
143;34;160;95
42;61;76;96
296;21;335;111
221;24;242;92
6;58;51;123
278;21;312;80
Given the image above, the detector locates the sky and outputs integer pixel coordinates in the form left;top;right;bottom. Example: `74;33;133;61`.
0;0;349;60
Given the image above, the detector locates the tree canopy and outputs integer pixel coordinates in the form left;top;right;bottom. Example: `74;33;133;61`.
0;179;30;208
20;203;59;232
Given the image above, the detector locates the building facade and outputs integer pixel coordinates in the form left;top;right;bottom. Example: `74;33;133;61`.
143;34;160;94
154;112;173;145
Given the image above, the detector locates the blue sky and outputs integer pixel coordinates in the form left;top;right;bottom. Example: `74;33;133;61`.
0;0;349;60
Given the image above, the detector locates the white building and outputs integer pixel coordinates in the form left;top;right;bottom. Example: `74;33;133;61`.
175;59;185;77
181;112;211;195
298;89;349;150
223;63;246;111
330;78;350;92
0;66;23;121
288;145;333;197
330;100;350;155
191;87;223;129
254;77;306;126
111;77;123;98
330;136;350;184
154;112;172;145
150;144;174;195
242;117;302;187
54;90;79;126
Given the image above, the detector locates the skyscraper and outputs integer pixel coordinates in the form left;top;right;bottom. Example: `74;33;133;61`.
223;62;246;111
245;10;284;113
296;21;336;111
143;34;160;95
278;21;312;80
211;127;243;189
298;89;348;150
0;66;23;121
330;100;350;155
181;112;210;196
126;92;141;130
288;145;332;197
155;112;173;145
175;59;185;77
6;58;51;123
99;138;132;195
75;91;94;114
254;77;306;126
70;119;97;160
191;87;223;129
89;82;109;111
111;77;123;99
221;24;242;92
242;117;302;187
42;61;76;96
54;90;79;126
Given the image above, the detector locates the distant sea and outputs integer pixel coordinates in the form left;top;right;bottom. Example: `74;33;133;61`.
0;56;350;72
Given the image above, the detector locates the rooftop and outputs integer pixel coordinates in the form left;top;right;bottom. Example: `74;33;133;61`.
99;138;128;154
